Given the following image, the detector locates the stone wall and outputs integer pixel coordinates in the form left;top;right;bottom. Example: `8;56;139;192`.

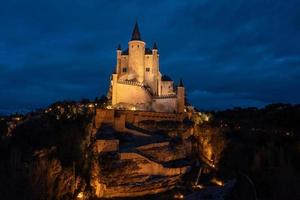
114;114;126;132
95;109;186;131
114;82;151;108
136;141;192;163
136;142;170;150
160;81;174;96
120;152;189;176
94;109;114;128
152;97;177;113
92;139;119;154
115;110;185;124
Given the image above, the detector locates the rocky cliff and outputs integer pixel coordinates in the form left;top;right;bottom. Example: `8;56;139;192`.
0;110;194;200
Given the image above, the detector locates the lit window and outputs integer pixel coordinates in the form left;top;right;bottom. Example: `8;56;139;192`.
122;67;127;72
146;67;150;72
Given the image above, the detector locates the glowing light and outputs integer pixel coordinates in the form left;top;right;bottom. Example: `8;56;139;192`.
174;193;184;199
192;184;204;189
130;107;136;111
204;115;209;122
13;117;21;121
211;178;224;186
106;105;113;109
88;104;94;108
77;192;84;199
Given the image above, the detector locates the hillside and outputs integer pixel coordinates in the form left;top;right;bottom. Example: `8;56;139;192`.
0;103;299;199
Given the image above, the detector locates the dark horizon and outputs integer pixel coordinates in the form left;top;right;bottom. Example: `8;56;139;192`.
1;0;300;115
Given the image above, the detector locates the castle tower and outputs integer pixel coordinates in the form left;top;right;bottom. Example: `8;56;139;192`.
116;44;121;74
108;22;187;113
111;73;118;105
128;22;145;82
152;42;160;95
177;79;185;113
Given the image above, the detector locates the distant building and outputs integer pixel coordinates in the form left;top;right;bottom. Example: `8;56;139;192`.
107;22;185;113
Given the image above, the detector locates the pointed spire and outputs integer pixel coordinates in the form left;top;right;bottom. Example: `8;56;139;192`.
179;79;184;87
153;42;158;50
117;44;121;51
131;21;142;41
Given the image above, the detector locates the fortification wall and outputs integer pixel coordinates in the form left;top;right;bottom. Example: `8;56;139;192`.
115;110;185;124
95;109;186;130
93;139;119;154
136;141;192;163
136;142;170;150
95;109;115;128
152;97;177;113
120;152;189;176
114;83;151;108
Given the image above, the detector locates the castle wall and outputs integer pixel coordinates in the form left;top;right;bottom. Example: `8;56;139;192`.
93;139;119;154
136;141;192;163
95;108;187;133
120;152;189;176
95;109;115;128
177;86;185;113
161;81;175;96
115;110;185;123
114;114;126;132
120;55;128;71
144;54;153;70
113;82;151;109
152;97;177;113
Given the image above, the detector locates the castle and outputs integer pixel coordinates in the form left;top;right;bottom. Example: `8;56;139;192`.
107;22;185;113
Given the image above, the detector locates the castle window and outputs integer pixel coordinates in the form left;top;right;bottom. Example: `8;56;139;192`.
137;45;139;48
146;67;150;72
122;67;127;73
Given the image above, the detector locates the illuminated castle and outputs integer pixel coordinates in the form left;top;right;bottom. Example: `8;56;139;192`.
107;22;185;113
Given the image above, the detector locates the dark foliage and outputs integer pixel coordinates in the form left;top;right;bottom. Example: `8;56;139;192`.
0;111;93;200
214;104;300;199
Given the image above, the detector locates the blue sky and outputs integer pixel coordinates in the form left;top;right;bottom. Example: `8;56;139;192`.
0;0;300;114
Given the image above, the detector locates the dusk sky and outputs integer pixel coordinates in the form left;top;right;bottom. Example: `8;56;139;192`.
1;0;300;114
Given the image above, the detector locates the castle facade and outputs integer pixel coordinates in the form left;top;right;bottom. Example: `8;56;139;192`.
107;22;185;113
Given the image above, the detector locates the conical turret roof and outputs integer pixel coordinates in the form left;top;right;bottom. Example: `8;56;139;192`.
153;42;158;49
179;79;184;87
131;21;142;41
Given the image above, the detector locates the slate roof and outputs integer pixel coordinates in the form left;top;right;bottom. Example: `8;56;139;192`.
161;75;173;81
131;21;142;41
121;48;129;55
145;47;152;55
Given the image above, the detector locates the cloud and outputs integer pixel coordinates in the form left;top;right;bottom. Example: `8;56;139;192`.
188;90;267;110
0;0;299;114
